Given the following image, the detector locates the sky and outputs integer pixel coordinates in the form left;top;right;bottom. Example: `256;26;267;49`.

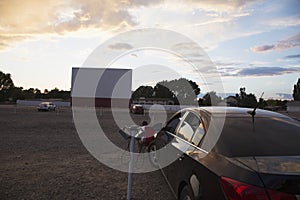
0;0;299;100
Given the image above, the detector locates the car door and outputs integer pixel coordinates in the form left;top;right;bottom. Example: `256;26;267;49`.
155;111;184;191
162;111;206;196
179;112;212;199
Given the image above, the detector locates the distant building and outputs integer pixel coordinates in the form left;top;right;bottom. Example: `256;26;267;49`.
71;68;132;108
287;101;300;112
132;97;174;105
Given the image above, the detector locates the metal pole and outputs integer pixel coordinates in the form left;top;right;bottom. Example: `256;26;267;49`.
127;126;137;200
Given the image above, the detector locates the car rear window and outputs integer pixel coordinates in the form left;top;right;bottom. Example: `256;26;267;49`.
212;116;300;157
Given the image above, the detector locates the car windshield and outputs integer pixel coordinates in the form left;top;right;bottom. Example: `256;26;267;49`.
212;116;300;157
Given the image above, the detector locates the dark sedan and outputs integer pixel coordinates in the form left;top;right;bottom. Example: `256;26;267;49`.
151;107;300;200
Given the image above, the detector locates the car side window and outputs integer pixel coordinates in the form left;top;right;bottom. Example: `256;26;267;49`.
165;112;183;134
191;122;205;146
177;112;201;143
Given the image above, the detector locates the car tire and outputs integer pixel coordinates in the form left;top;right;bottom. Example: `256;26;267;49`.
179;185;194;200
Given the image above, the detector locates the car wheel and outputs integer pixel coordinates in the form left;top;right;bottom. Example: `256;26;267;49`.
179;185;194;200
147;141;159;168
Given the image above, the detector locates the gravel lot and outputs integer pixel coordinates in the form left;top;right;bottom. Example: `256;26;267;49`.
1;105;299;200
0;105;175;200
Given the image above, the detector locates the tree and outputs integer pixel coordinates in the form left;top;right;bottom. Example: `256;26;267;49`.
153;82;175;99
131;78;201;105
57;90;70;100
131;86;154;99
8;87;24;101
202;91;222;106
41;88;70;100
0;71;14;91
293;78;300;101
235;87;258;108
22;88;35;99
34;88;42;99
156;78;200;105
48;88;59;98
0;71;15;101
44;89;49;94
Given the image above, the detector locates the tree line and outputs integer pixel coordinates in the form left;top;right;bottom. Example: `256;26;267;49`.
1;70;298;107
0;71;70;102
131;78;295;109
131;78;200;105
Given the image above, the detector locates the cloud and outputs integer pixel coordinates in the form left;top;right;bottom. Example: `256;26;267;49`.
238;67;299;76
251;34;300;52
0;35;27;49
266;17;300;28
251;45;275;52
0;0;138;33
275;93;292;100
172;42;200;50
0;0;164;50
186;0;258;12
0;0;263;50
220;66;300;77
215;59;300;77
284;54;300;59
108;43;133;50
215;61;243;67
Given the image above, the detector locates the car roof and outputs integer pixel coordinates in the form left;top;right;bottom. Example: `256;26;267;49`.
183;106;290;119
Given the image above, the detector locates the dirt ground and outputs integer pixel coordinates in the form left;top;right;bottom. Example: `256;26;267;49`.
0;105;175;200
1;105;299;200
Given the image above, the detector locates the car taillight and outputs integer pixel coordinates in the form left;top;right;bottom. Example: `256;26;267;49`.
221;177;296;200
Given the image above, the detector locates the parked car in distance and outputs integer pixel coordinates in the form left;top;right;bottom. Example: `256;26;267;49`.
130;104;144;114
37;102;56;111
151;107;300;200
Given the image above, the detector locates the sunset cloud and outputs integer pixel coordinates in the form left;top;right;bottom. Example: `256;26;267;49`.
0;0;260;50
0;0;164;49
0;0;142;34
220;66;300;77
186;0;259;12
251;34;300;52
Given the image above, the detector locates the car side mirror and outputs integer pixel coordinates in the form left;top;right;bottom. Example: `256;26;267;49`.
152;123;162;131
